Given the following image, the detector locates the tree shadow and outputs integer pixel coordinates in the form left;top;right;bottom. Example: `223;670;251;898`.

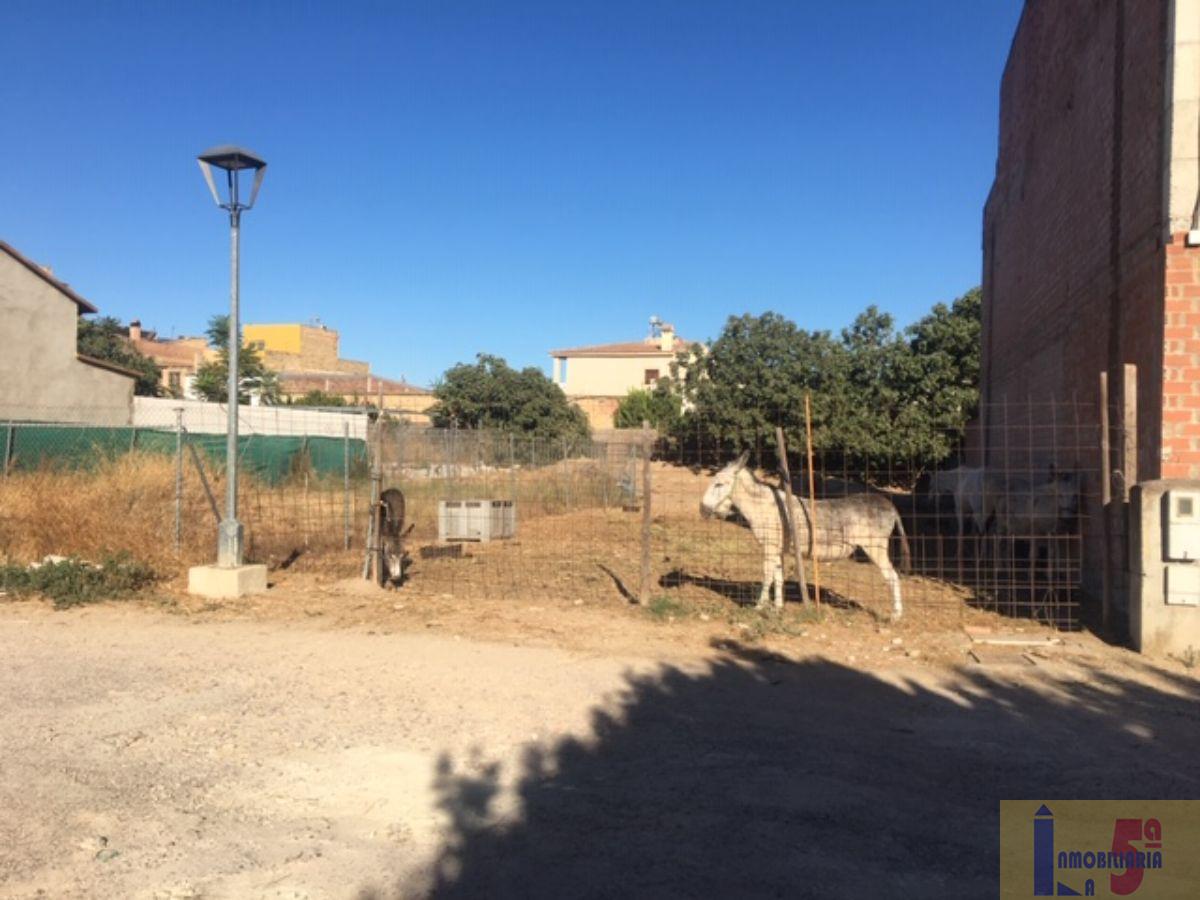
356;645;1200;899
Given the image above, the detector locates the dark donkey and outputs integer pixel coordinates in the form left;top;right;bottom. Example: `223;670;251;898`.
378;487;411;586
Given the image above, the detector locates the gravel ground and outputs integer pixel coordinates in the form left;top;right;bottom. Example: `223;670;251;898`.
1;599;1198;899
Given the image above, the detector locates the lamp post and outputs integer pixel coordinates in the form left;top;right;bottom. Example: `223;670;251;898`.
197;145;266;568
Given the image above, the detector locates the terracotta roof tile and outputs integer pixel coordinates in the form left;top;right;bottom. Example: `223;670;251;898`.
549;337;694;357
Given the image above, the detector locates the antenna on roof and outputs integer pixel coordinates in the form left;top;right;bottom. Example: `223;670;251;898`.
649;315;663;338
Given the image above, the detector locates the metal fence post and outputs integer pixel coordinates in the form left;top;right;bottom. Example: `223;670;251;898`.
638;421;652;605
2;421;13;477
343;420;351;551
174;408;184;554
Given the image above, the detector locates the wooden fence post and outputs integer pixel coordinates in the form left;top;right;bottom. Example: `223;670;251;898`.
804;393;822;608
1122;363;1138;500
1099;371;1112;633
638;421;653;605
775;426;809;606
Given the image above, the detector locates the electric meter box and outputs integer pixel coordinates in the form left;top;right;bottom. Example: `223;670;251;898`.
1165;565;1200;606
1164;490;1200;561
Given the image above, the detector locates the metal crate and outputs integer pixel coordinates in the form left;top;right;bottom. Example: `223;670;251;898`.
437;499;517;542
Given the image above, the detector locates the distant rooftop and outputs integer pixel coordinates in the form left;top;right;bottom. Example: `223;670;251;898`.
278;372;431;396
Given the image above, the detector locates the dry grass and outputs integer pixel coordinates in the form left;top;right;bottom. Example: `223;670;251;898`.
0;455;980;626
0;453;360;570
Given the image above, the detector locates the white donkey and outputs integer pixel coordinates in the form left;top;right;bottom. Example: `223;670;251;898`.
700;452;911;618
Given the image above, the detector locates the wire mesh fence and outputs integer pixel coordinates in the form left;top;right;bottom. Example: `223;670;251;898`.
0;397;1113;629
652;401;1103;629
0;404;371;568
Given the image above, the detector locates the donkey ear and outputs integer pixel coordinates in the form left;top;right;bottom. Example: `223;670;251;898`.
735;449;750;469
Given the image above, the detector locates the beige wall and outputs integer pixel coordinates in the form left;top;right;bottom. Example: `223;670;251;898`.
554;354;674;398
570;396;622;430
248;323;362;374
0;254;134;425
1168;0;1200;234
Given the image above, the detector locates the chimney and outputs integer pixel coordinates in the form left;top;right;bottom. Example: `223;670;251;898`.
659;323;676;352
129;320;142;342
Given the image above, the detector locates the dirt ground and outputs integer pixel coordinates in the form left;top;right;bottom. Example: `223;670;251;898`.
2;572;1199;900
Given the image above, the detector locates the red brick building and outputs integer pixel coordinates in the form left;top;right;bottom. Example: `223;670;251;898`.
982;0;1198;480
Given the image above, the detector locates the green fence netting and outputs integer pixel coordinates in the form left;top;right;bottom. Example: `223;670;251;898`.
1;425;368;485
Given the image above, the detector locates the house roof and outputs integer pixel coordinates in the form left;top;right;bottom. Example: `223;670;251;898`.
77;353;142;379
278;372;432;396
130;336;211;368
0;241;98;313
549;337;693;358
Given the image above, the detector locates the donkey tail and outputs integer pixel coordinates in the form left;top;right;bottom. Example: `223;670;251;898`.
893;512;912;574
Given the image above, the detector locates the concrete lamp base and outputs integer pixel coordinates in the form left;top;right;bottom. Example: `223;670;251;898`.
188;564;268;599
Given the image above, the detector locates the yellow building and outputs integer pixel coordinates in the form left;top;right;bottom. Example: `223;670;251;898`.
549;322;697;429
243;322;369;375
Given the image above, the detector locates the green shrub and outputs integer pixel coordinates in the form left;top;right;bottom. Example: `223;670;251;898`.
0;554;158;609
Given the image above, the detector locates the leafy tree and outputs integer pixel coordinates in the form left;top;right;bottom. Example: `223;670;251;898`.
614;381;683;430
678;311;839;449
193;315;281;404
676;289;981;473
76;316;162;396
901;286;981;439
289;389;347;407
430;354;589;442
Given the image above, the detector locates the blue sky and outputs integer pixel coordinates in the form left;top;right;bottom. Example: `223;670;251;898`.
2;1;1022;386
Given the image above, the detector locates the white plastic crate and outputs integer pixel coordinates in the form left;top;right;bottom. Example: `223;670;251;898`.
437;499;517;542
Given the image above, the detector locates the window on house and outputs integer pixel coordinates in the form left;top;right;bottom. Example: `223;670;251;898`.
559;359;569;383
168;371;182;395
644;368;659;385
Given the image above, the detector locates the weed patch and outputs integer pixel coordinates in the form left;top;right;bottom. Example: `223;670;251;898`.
0;554;158;609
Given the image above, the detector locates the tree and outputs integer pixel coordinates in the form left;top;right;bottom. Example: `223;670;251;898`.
901;286;981;434
678;311;839;449
289;390;347;407
677;289;982;473
429;354;589;441
76;316;162;396
614;381;683;430
193;315;281;404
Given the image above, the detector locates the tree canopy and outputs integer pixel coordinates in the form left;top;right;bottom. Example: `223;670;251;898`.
76;316;162;397
429;354;589;442
193;315;281;405
614;381;683;431
676;288;981;470
288;389;347;408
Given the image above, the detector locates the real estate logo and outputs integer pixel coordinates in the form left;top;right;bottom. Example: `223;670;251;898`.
1000;801;1200;898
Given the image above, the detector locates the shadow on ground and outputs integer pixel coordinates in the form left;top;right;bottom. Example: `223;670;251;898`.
356;644;1200;899
659;567;874;617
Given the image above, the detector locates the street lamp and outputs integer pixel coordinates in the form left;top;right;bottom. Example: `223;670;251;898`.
197;145;266;568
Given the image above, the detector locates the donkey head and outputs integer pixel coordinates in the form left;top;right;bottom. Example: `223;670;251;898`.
700;450;750;519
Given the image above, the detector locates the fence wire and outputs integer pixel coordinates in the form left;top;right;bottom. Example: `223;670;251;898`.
0;399;1112;629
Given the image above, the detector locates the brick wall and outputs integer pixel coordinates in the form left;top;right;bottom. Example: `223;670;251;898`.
982;0;1168;481
1162;235;1200;476
981;0;1171;610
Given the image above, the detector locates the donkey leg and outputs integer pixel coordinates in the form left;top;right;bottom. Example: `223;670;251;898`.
756;553;775;609
864;543;903;620
774;560;785;610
